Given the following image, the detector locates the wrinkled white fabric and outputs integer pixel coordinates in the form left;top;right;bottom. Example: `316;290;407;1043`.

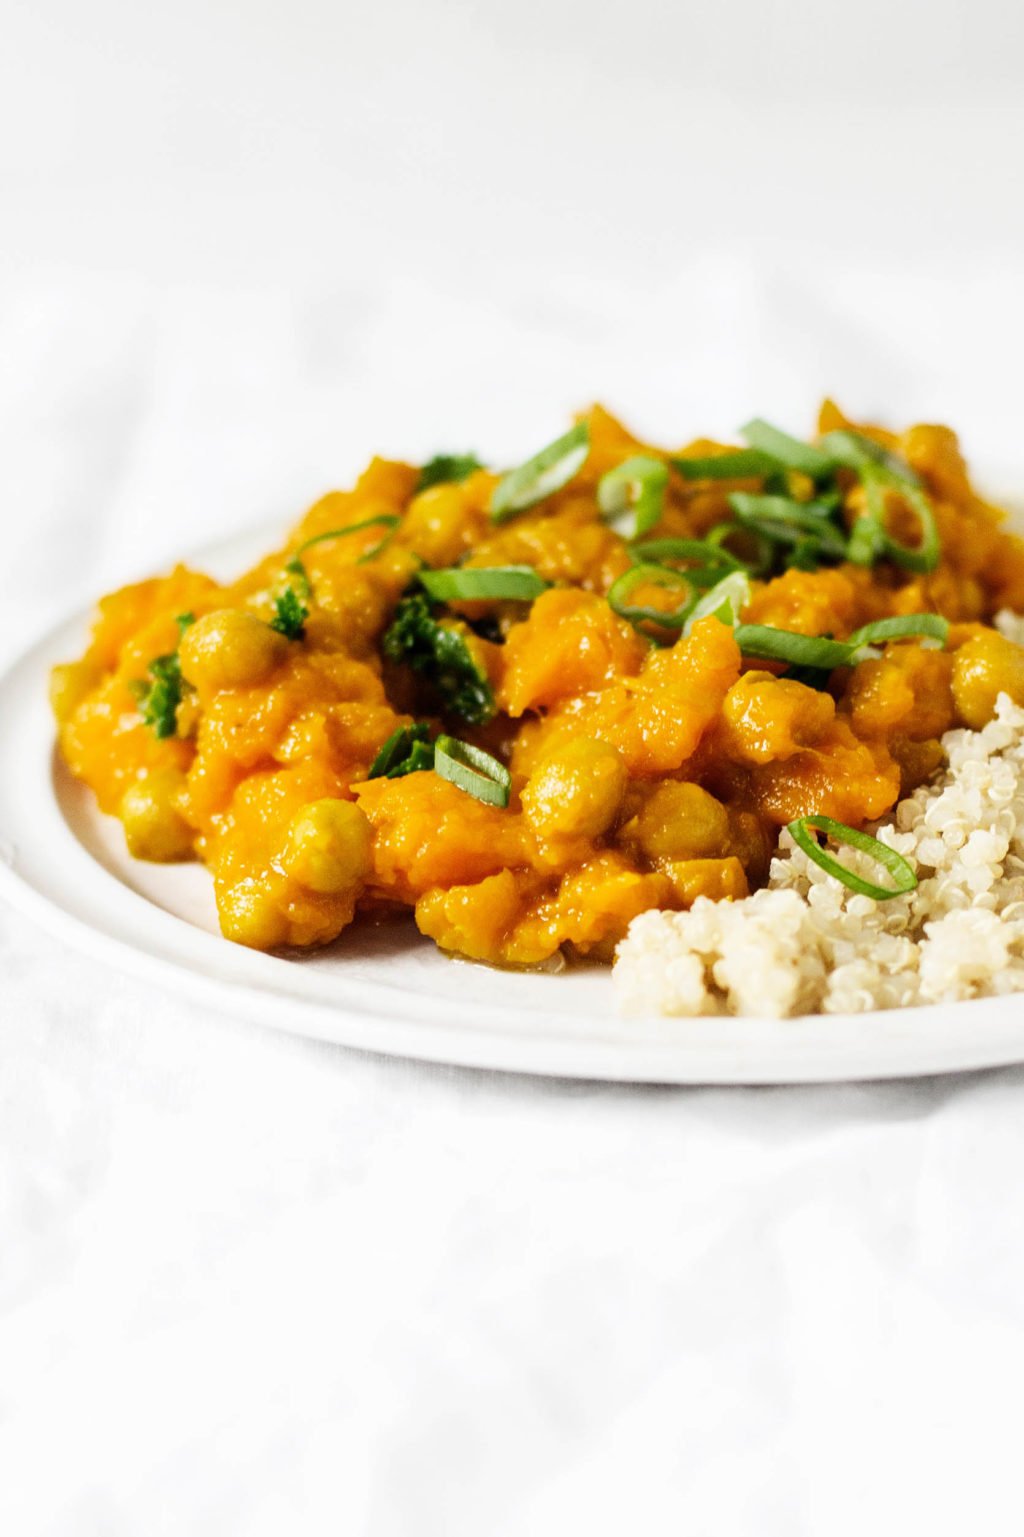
4;267;1024;1537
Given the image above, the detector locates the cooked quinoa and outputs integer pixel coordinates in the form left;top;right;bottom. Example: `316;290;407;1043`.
615;616;1024;1018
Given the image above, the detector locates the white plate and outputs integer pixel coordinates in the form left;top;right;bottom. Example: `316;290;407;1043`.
5;524;1024;1085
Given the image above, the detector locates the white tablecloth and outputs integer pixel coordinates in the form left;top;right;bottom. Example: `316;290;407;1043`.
5;269;1024;1536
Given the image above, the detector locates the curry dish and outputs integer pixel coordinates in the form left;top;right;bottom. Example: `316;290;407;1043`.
51;404;1024;969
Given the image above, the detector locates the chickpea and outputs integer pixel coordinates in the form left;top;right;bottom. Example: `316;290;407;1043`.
629;780;730;863
178;609;288;693
951;631;1024;729
401;484;484;566
50;660;100;724
281;799;373;894
219;879;290;950
521;738;627;841
120;770;194;861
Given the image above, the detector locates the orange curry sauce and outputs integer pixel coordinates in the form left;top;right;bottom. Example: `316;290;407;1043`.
51;404;1024;966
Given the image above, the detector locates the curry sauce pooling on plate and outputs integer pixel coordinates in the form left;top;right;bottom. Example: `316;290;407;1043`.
51;404;1024;966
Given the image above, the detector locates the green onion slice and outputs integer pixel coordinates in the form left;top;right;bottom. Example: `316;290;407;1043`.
787;814;918;901
607;564;694;637
628;537;747;590
418;565;549;603
705;521;775;576
491;422;590;522
875;477;940;573
434;735;511;807
598;455;669;539
846;613;949;657
294;514;401;567
818;429;921;486
630;536;745;572
733;625;854;670
683;571;751;635
672;448;782;481
368;723;435;779
740;419;837;478
728;493;849;561
846;473;940;573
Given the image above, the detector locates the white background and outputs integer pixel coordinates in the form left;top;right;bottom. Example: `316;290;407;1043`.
4;2;1024;1532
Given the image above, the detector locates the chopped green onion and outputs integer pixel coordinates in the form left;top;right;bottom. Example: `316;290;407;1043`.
628;538;747;590
629;537;746;574
491;422;590;522
787;814;918;901
818;429;921;486
729;492;840;534
846;472;940;573
733;625;854;670
672;448;782;481
789;537;826;572
368;723;435;779
606;564;694;637
705;521;775;576
728;493;849;563
434;735;511;807
419;565;549;602
597;455;669;539
846;613;949;656
294;514;401;567
740;419;837;478
876;479;940;573
683;571;751;635
417;454;484;492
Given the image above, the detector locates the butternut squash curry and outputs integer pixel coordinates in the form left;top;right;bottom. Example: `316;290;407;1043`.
51;403;1024;966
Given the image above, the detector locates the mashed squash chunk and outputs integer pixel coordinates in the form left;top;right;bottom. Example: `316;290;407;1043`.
52;404;1024;968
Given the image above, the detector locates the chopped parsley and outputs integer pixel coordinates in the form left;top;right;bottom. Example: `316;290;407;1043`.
137;612;195;739
270;585;309;640
382;592;494;724
417;454;485;493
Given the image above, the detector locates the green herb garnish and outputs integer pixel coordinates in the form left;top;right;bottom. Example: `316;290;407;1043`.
606;564;695;638
139;654;184;738
682;571;751;636
607;565;751;643
598;455;668;539
417;455;485;492
818;429;939;573
270;586;308;640
293;514;400;568
434;735;511;807
382;592;495;724
284;557;313;599
418;565;549;603
740;419;837;478
733;612;949;671
629;538;747;586
733;625;855;671
671;448;782;481
367;723;435;779
787;815;918;900
491;422;590;522
728;492;849;564
137;612;196;739
846;614;949;655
